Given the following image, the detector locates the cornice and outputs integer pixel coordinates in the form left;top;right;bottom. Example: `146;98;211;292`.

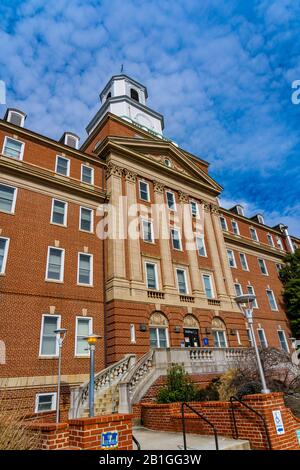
0;155;107;202
223;231;287;260
0;119;106;168
220;207;284;237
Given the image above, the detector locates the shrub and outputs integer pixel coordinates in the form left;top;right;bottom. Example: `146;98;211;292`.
195;379;220;401
157;364;198;403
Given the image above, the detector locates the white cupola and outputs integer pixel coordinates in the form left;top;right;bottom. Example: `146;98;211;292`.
86;74;164;137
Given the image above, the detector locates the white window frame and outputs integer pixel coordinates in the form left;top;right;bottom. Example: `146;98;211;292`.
150;326;169;348
250;227;259;241
141;218;154;243
257;328;268;348
50;199;68;226
239;253;249;271
130;324;136;344
231;220;240;235
266;289;278;311
277;330;289;353
81;164;94;185
75;316;93;357
190;200;198;217
258;258;268;276
2;136;25;160
55;155;70;176
176;268;188;295
267;234;275;247
139;180;150;202
196;236;207;257
45;247;65;282
219;216;228;231
171;228;182;251
7;110;26;128
227;249;237;268
39;314;61;357
257;215;264;224
145;262;159;290
35;392;57;413
247;285;258;308
77;252;93;286
202;273;215;299
166;190;176;211
79;206;94;233
236;330;242;346
234;283;243;297
0;183;18;214
0;237;10;275
276;237;283;250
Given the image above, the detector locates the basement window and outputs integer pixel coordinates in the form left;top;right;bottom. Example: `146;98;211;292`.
35;393;57;413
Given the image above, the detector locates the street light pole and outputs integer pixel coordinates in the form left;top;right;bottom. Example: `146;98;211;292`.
83;334;101;418
54;328;67;423
235;294;270;394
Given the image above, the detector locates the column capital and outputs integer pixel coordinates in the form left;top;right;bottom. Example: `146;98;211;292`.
105;162;124;179
178;190;189;203
124;169;137;183
153;180;165;193
199;199;211;212
210;203;220;215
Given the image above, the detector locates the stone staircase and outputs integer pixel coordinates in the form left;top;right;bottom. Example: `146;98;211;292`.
69;347;250;419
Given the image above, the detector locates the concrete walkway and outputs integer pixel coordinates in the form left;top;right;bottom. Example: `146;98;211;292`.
133;427;250;450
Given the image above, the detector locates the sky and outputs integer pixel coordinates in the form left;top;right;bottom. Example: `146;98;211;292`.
0;0;299;236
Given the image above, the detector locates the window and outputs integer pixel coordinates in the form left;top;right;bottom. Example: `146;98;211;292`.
196;236;207;257
150;327;168;348
81;165;94;184
257;214;265;224
277;330;289;353
171;228;182;250
236;205;244;216
80;207;93;232
236;330;242;345
139;181;149;201
142;219;154;243
246;328;254;347
176;269;188;294
247;285;258;308
6;110;25;127
234;283;243;297
77;253;93;286
51;199;67;226
0;238;10;274
130;88;139;102
55;156;70;176
219;216;228;231
203;274;214;299
276;263;282;273
164;158;171;167
266;289;278;311
130;324;136;344
46;247;64;282
213;330;227;348
145;263;158;290
232;220;240;235
2;136;24;160
39;315;60;356
166;191;176;211
250;227;258;241
0;184;17;213
267;234;274;247
258;258;268;275
227;249;236;268
35;393;57;413
190;201;198;217
75;317;92;356
239;253;249;271
276;237;283;250
257;328;268;348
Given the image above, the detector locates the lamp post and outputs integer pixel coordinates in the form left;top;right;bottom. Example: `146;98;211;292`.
234;294;270;394
83;334;101;417
54;328;67;423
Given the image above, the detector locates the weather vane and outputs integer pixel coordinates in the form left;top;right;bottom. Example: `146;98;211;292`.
120;64;124;73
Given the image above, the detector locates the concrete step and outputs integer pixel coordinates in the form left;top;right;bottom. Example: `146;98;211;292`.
133;427;250;451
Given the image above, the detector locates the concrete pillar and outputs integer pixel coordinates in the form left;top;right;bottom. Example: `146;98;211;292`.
124;169;142;282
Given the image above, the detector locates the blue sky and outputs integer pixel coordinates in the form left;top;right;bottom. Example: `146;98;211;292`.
0;0;300;236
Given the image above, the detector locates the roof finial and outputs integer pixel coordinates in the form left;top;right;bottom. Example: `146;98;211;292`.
120;64;124;73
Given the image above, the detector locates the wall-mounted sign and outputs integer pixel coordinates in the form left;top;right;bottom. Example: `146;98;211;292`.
101;431;118;449
272;410;285;435
203;337;209;346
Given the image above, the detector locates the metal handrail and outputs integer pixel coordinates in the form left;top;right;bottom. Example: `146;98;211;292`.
230;396;272;450
181;402;219;450
132;434;141;450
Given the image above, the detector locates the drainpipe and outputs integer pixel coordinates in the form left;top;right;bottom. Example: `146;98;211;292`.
280;225;295;254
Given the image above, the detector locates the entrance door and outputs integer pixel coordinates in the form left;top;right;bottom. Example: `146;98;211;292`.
184;328;200;347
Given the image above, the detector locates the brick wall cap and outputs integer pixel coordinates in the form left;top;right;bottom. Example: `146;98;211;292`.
26;422;69;431
244;392;284;401
68;414;133;426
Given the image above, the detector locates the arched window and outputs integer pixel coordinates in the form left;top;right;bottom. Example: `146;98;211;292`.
164;158;171;168
211;317;227;348
130;88;139;102
149;312;169;348
183;315;200;347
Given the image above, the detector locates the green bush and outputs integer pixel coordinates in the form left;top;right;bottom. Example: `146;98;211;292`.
157;364;198;403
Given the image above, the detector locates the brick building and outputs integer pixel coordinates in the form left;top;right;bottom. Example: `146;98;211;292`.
0;75;298;416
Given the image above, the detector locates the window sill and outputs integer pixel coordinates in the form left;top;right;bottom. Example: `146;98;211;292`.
38;356;59;359
45;279;64;284
79;229;94;234
0;210;15;215
50;222;67;228
77;283;94;288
